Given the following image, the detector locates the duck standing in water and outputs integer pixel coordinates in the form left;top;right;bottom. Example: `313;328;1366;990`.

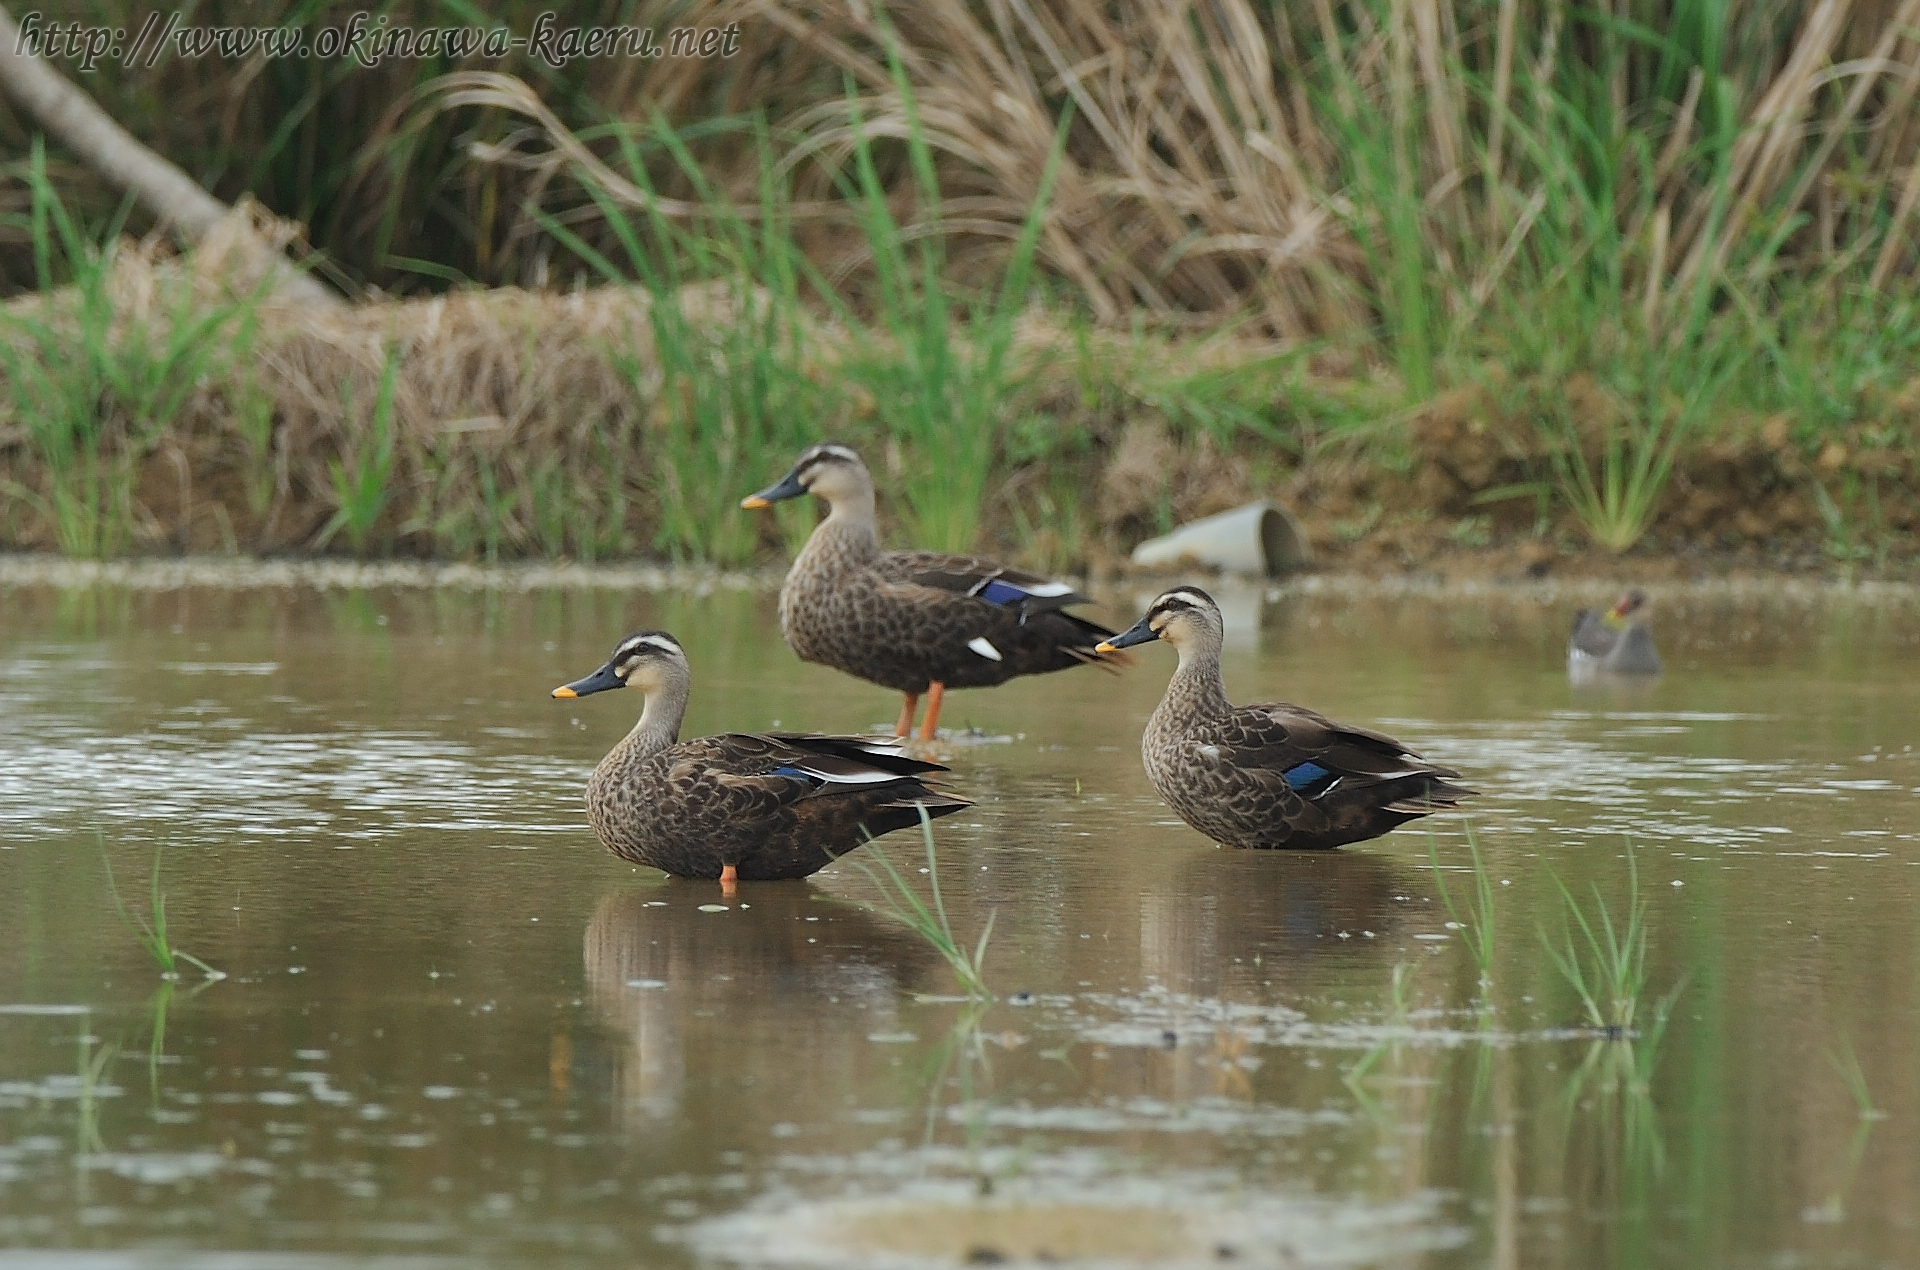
1567;589;1662;677
742;443;1128;739
552;630;968;891
1098;588;1472;850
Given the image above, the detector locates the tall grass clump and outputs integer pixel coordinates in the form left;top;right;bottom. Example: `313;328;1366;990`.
527;112;824;566
848;807;995;1000
480;50;1075;561
27;1;1920;361
822;62;1071;554
318;343;400;557
396;0;1920;564
0;141;260;556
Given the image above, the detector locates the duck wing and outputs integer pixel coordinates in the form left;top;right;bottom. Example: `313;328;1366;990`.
668;733;967;817
872;550;1124;681
1608;623;1662;674
639;733;969;880
1202;703;1469;812
759;732;956;789
882;550;1095;620
1568;609;1620;660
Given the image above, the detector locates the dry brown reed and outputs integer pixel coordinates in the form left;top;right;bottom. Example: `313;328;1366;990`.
17;2;1920;333
0;206;778;558
401;0;1920;343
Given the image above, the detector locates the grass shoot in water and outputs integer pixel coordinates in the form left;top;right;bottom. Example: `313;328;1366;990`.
1428;822;1497;991
100;838;223;982
1828;1033;1884;1122
1342;960;1417;1112
849;807;995;1001
74;1023;115;1157
1539;842;1678;1036
1807;1033;1887;1223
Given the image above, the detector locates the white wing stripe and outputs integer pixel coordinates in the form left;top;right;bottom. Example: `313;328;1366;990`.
794;765;903;785
967;637;1004;661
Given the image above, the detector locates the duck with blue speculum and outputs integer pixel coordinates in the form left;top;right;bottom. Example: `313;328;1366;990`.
742;443;1130;739
1097;587;1473;850
552;630;969;893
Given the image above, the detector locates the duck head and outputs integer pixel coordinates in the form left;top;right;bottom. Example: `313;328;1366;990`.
553;630;690;699
741;443;872;511
1096;587;1224;658
1605;589;1650;627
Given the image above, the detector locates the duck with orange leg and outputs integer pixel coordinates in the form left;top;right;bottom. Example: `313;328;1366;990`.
552;630;969;894
1099;588;1473;851
742;443;1129;740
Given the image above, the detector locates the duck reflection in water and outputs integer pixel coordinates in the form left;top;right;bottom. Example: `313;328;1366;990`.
582;882;933;1126
1113;851;1434;1104
1141;851;1426;1000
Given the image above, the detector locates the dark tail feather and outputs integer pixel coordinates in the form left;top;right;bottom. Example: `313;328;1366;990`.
1064;643;1134;672
778;733;953;777
1052;610;1133;672
1381;774;1475;816
884;788;972;816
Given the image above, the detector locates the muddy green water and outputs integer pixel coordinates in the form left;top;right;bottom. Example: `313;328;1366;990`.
2;575;1918;1269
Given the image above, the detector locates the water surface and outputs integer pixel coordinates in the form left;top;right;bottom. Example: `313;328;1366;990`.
2;575;1917;1268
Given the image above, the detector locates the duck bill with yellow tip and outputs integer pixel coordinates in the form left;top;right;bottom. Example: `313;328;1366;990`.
740;465;808;510
552;660;625;699
1096;616;1165;654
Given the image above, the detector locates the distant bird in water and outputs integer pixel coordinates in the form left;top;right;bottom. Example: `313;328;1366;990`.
742;443;1128;739
1098;588;1473;850
1567;589;1662;678
552;630;968;892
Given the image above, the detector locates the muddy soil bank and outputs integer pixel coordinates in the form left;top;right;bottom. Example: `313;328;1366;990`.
0;266;1912;577
9;395;1917;584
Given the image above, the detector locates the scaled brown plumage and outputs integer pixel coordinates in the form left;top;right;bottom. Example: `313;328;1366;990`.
1100;588;1473;851
743;443;1128;738
553;630;968;881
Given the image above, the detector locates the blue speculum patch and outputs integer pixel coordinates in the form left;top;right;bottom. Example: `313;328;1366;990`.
977;579;1030;606
1283;761;1332;791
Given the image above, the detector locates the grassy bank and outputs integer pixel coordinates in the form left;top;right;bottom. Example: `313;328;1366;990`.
2;1;1919;573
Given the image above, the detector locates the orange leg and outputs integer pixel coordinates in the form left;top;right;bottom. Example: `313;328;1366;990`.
719;864;738;897
918;681;947;741
894;692;920;739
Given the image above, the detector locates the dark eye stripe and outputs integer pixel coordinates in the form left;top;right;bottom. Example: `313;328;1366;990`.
799;444;860;473
1154;590;1211;615
615;631;684;660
